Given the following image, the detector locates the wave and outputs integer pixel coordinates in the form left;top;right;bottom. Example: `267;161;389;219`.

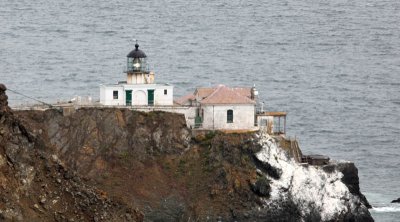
371;206;400;213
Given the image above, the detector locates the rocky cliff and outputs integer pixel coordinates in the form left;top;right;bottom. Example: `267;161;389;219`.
254;134;372;221
0;84;142;221
2;84;373;221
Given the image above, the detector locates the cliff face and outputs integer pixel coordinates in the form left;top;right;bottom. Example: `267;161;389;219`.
254;134;372;221
0;85;143;222
3;83;373;221
16;108;261;221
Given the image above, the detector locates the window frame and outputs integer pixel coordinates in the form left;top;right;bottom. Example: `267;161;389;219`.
113;90;118;100
227;109;233;123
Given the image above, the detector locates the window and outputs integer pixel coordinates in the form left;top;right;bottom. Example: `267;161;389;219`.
164;89;167;95
113;91;118;99
227;109;233;123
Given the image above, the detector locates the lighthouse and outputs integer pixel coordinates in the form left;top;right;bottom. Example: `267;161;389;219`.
99;43;173;106
125;42;155;84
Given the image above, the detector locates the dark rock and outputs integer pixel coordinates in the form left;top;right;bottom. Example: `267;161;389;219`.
343;210;375;222
237;199;301;221
0;94;8;102
0;83;6;91
334;162;374;222
64;171;73;180
252;155;281;179
322;164;336;173
336;162;372;209
391;198;400;203
250;176;271;197
0;84;10;114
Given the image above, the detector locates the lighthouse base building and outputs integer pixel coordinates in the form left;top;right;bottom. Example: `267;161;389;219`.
100;83;173;106
99;43;173;107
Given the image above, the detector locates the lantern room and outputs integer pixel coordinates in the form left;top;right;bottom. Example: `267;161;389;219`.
125;42;154;84
126;43;148;73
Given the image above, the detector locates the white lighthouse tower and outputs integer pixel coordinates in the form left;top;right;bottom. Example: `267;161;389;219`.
99;43;174;106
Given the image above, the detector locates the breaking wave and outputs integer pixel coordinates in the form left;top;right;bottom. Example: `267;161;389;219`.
371;206;400;213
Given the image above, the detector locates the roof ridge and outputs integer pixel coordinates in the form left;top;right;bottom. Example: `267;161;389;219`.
203;85;225;100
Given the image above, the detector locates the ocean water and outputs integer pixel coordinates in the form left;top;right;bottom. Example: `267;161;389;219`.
1;0;399;220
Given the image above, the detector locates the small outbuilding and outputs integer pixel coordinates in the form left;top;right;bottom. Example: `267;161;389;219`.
176;85;258;130
256;111;287;135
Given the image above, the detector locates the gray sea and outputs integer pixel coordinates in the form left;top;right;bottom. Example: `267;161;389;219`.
1;0;399;221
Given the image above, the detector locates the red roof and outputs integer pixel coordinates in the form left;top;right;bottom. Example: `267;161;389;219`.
195;88;216;99
175;93;195;105
232;87;252;98
200;85;255;105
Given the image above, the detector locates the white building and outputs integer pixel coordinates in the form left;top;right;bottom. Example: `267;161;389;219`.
99;44;286;133
176;85;258;130
100;43;173;106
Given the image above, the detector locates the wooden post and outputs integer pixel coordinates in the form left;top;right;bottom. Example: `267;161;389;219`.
278;116;281;134
284;115;286;134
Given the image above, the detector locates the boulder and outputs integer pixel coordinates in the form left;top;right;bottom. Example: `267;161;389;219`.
0;83;6;91
250;176;271;197
391;198;400;203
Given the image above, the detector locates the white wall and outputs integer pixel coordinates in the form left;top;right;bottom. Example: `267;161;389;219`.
201;104;256;130
154;86;173;106
132;90;147;105
100;85;105;104
100;85;124;106
100;84;173;106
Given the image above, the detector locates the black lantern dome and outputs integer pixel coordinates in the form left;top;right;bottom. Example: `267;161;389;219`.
127;43;147;58
126;43;148;73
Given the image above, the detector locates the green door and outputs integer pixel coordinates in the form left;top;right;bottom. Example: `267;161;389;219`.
195;116;203;128
147;89;154;106
126;90;132;106
194;108;202;128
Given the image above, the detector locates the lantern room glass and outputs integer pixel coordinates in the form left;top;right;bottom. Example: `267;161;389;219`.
127;57;147;72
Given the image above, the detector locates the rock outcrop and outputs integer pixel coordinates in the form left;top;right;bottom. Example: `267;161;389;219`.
391;198;400;203
0;85;143;221
2;83;373;221
254;134;373;221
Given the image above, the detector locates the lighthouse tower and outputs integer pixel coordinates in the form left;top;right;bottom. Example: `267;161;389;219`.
99;43;173;106
125;43;155;84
